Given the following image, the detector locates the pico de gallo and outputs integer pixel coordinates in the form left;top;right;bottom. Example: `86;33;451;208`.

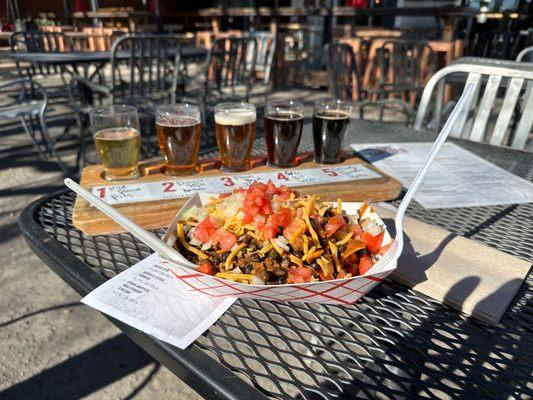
174;181;391;285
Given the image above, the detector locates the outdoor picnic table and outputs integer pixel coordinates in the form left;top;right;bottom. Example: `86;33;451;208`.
18;119;532;399
7;46;208;64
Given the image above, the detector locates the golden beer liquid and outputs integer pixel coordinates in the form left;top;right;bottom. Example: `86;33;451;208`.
214;110;256;172
156;117;202;175
94;127;140;180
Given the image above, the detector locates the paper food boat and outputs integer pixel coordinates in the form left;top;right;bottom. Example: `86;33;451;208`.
162;193;397;305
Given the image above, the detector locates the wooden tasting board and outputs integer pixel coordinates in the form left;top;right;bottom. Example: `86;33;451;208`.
72;156;403;236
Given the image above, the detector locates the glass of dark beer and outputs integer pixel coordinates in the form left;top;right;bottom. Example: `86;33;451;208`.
312;99;352;164
90;105;141;181
156;104;202;175
215;102;256;172
264;100;304;167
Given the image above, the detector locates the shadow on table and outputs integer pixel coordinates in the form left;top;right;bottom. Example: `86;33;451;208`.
329;276;531;399
0;333;159;400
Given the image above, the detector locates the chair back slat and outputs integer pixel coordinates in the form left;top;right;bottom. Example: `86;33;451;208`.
416;62;533;150
450;72;481;138
205;37;257;99
111;34;181;106
325;43;362;102
470;74;502;142
490;77;524;146
512;81;533;149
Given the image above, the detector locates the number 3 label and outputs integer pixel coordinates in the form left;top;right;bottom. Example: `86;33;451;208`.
322;168;338;177
221;177;235;186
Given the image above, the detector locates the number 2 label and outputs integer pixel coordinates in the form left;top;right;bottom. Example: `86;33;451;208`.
162;182;176;192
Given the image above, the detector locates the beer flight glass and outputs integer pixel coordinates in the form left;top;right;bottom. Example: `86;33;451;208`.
215;102;257;172
90;105;141;181
156;104;202;175
312;99;352;164
264;100;304;167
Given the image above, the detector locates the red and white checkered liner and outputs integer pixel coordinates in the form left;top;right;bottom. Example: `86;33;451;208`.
162;193;398;305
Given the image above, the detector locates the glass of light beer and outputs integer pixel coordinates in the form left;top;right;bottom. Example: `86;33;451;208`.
312;99;352;164
90;105;141;181
156;104;202;175
264;100;304;168
214;102;256;172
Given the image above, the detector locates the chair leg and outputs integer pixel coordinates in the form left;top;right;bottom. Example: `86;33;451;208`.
38;112;71;177
19;116;46;157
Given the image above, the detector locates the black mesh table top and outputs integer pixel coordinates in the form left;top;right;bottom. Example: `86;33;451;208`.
19;120;533;399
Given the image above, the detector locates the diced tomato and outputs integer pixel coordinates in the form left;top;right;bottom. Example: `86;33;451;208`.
271;207;292;228
283;218;305;240
352;224;363;238
337;269;346;279
288;266;313;284
219;193;231;199
358;254;373;275
261;220;279;240
362;231;384;254
345;254;359;276
261;202;273;215
317;272;334;281
378;241;393;255
254;196;266;207
266;180;277;195
324;214;346;238
197;263;216;275
212;228;237;252
242;212;254;224
193;216;219;243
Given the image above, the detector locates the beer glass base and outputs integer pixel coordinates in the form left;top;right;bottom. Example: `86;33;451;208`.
314;155;346;165
162;165;198;176
267;161;299;168
220;165;250;173
102;169;140;181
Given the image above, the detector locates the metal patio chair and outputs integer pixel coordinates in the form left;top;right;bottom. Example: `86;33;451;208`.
0;78;69;175
245;31;276;100
516;46;533;63
325;42;365;119
415;63;533;150
202;36;258;104
369;39;436;122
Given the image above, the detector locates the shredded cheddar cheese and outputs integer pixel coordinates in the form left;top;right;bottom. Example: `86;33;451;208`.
336;231;353;246
225;243;246;270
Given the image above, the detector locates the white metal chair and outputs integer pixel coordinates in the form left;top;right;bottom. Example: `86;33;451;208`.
414;63;533;150
516;46;533;62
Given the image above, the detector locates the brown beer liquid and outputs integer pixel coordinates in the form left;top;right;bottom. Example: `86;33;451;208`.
312;110;350;164
156;117;202;175
215;111;256;171
94;127;140;180
264;111;304;167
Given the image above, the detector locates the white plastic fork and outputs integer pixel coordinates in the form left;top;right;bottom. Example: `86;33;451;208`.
370;82;476;274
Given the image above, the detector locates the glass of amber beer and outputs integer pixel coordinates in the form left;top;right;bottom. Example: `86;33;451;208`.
312;99;352;164
90;105;141;181
264;100;304;167
214;102;256;172
156;104;202;175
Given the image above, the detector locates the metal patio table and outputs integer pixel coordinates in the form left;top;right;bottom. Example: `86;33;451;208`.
7;46;207;64
19;120;532;399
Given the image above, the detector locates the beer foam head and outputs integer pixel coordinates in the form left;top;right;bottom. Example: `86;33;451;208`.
215;109;256;126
